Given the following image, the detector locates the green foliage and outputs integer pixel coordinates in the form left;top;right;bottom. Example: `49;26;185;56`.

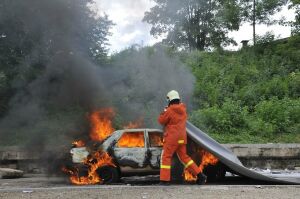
254;98;300;134
190;99;248;135
255;31;276;44
186;35;300;143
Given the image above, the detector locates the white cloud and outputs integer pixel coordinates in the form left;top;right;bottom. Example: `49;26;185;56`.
94;0;158;53
121;30;142;43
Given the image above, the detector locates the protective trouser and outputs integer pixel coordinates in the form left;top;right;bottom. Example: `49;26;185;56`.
160;141;201;181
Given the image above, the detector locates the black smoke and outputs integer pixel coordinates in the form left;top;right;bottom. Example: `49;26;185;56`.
0;0;195;157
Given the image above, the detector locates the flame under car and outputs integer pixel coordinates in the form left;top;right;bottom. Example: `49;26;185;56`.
69;129;225;184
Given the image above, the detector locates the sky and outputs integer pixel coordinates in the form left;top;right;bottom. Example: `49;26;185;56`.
95;0;296;53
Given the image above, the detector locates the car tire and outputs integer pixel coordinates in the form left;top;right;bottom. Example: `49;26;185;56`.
203;163;226;182
96;166;119;184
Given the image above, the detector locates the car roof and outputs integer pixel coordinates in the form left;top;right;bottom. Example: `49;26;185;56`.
116;128;163;133
101;129;163;146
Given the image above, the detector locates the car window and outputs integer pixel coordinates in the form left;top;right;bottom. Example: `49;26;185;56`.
116;131;145;148
148;131;163;147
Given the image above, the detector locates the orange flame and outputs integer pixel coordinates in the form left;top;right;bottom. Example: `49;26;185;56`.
123;118;143;129
64;107;146;185
184;170;196;182
63;151;116;185
89;108;115;142
72;140;85;147
117;118;145;148
184;150;219;182
198;150;218;172
117;132;145;148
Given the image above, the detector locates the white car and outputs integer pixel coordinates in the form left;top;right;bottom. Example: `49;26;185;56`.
68;128;225;183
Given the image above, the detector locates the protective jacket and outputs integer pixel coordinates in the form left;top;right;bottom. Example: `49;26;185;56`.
158;103;187;145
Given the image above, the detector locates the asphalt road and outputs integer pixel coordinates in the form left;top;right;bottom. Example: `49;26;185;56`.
0;175;300;199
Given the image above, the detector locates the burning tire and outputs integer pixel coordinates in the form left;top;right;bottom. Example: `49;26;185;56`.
96;166;119;184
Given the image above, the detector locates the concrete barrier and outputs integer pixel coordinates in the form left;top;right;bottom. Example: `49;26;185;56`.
1;144;300;171
0;146;39;161
0;146;41;172
224;144;300;169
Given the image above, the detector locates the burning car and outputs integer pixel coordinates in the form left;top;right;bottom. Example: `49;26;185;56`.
67;128;164;184
66;128;225;184
62;108;225;185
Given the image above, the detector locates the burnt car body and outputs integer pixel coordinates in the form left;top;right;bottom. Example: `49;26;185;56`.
70;129;164;183
70;128;226;183
101;129;164;175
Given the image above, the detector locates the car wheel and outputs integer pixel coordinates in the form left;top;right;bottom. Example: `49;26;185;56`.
96;166;119;184
203;163;226;182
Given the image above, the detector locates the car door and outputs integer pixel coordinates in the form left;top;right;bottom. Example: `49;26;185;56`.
147;130;163;169
113;130;148;168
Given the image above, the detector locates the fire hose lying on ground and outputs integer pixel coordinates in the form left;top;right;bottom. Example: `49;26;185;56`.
186;121;300;184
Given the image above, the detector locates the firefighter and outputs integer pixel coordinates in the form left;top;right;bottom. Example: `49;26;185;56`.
158;90;207;185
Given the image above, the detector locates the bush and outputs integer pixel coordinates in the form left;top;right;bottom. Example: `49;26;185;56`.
185;35;300;143
253;98;300;134
190;100;248;135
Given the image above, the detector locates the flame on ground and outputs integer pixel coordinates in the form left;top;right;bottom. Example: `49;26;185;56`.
63;151;116;185
184;150;219;182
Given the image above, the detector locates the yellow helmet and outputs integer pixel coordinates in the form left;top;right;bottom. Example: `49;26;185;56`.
167;90;180;101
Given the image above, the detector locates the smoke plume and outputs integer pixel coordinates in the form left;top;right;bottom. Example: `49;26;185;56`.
0;0;195;154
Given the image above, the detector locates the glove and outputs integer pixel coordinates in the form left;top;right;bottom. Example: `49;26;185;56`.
164;106;168;112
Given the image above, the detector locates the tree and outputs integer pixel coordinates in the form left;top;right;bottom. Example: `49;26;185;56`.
239;0;287;45
143;0;241;51
290;0;300;34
